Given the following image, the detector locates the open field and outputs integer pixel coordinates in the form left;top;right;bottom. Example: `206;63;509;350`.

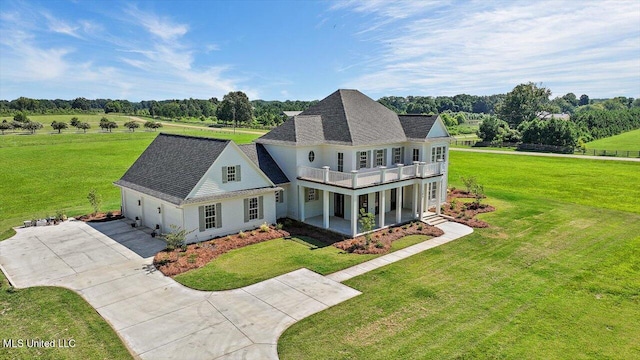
278;152;640;359
0;130;262;240
0;114;131;133
0;271;133;360
585;128;640;152
175;235;430;291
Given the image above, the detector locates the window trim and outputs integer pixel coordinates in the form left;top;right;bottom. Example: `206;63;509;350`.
393;147;402;164
359;151;368;169
227;165;236;182
248;197;259;220
431;146;446;162
412;148;420;162
204;204;216;229
375;149;384;167
337;152;344;172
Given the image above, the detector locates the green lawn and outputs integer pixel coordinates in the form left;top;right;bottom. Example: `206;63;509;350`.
0;271;133;360
175;235;429;291
585;128;640;151
0;130;261;240
278;152;640;359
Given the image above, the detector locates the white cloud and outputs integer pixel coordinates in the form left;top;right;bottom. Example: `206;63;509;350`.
333;0;640;97
42;12;83;39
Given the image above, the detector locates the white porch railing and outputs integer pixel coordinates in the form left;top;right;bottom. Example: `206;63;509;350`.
298;162;445;189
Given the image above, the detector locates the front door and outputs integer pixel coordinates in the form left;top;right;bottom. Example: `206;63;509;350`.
334;193;344;218
390;189;397;210
359;194;368;214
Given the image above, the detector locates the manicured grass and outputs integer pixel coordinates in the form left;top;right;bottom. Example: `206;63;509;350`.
0;130;261;240
175;235;430;291
0;271;133;359
0;114;131;134
279;153;640;359
585;128;640;151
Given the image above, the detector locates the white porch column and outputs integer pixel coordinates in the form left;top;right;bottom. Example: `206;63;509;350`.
323;190;329;229
379;190;386;228
298;186;305;221
412;184;418;219
436;180;442;215
418;182;425;220
351;194;358;237
396;186;402;223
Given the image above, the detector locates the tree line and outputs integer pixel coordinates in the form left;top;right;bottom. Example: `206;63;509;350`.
477;82;640;148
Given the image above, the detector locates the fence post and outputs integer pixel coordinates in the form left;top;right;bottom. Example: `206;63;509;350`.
351;170;358;188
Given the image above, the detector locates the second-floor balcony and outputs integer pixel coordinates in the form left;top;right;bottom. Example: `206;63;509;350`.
298;162;446;189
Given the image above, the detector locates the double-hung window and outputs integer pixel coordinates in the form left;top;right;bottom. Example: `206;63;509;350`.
393;147;402;164
431;146;446;162
375;149;384;167
359;151;368;169
248;197;258;220
412;148;420;162
337;152;344;172
204;204;216;229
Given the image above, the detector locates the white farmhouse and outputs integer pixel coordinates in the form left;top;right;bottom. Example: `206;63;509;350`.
115;89;450;242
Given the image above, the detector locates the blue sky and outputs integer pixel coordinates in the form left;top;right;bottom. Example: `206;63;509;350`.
1;0;639;101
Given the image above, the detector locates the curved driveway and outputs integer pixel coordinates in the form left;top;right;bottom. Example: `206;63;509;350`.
0;219;471;359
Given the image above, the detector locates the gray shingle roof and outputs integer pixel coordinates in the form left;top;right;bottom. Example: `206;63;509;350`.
257;89;407;146
398;114;439;140
116;133;229;201
238;143;290;184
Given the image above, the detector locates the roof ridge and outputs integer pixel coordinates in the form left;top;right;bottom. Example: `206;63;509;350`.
337;89;353;145
158;132;231;143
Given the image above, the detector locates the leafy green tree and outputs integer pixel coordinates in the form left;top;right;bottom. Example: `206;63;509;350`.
477;116;508;142
579;94;590;106
104;101;122;113
99;117;118;132
23;121;43;134
13;111;28;122
70;117;80;128
358;209;376;246
497;82;552;127
518;118;577;147
72;97;91;110
51;121;68;133
216;91;253;125
77;122;91;133
0;120;12;134
123;121;140;132
144;120;163;131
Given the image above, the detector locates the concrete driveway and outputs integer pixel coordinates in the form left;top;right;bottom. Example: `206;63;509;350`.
0;219;362;359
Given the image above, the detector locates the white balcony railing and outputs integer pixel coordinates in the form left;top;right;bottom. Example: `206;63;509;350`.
297;162;445;189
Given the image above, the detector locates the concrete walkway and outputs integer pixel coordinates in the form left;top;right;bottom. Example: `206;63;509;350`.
451;147;640;162
0;219;472;359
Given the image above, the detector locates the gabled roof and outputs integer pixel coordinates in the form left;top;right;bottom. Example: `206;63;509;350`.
257;89;407;146
238;143;289;184
282;110;302;117
115;133;229;202
398;114;439;140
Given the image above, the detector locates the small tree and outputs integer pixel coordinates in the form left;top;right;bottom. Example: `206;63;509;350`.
163;225;194;251
123;121;140;132
13;111;28;123
51;121;68;134
0;121;12;135
471;183;485;206
144;120;163;131
358;208;376;246
100;117;118;132
77;122;91;133
23;121;43;134
70;117;80;128
87;189;102;215
460;176;477;193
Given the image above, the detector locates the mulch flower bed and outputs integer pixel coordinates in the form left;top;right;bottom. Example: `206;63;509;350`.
155;226;290;276
76;210;123;222
333;222;444;254
440;189;495;228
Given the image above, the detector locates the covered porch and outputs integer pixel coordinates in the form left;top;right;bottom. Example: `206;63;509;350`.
298;177;444;238
304;208;435;237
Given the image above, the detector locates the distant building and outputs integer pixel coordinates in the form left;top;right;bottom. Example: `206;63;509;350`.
536;111;571;120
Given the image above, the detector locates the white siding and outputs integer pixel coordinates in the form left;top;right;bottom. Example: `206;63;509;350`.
427;118;449;138
122;189;142;221
262;144;298;218
189;144;272;198
142;196;162;230
275;184;288;219
183;192;277;243
163;205;183;233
